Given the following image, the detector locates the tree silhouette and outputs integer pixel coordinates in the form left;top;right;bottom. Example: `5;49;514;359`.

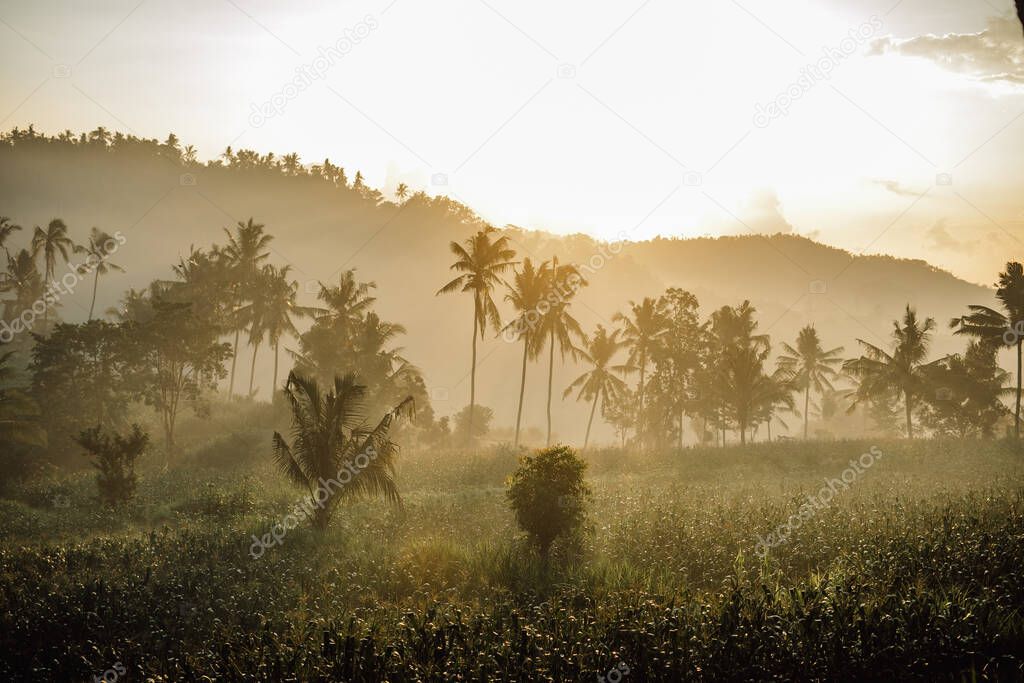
501;257;548;447
950;262;1024;438
437;227;516;444
563;324;629;449
2;249;43;328
395;183;409;201
614;297;669;445
272;372;413;531
844;305;944;439
776;325;844;439
77;228;124;320
259;265;316;396
31;219;76;332
537;257;586;445
0;217;22;259
221;218;272;398
708;301;771;445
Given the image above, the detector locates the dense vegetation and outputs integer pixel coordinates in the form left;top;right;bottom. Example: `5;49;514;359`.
1;127;1022;680
0;438;1022;680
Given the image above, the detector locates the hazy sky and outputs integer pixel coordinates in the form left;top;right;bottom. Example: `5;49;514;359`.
1;0;1020;284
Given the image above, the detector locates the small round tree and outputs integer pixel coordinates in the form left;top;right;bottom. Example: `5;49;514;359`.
506;444;591;561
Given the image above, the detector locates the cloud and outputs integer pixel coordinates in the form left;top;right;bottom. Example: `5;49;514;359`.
926;219;974;252
871;179;921;197
739;189;794;234
868;16;1024;86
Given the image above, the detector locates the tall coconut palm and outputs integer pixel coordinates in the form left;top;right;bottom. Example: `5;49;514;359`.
536;257;586;445
844;305;944;439
272;372;413;530
221;218;272;398
260;265;318;395
395;183;409;201
776;325;844;439
563;325;630;448
950;262;1024;438
77;227;125;320
613;297;669;444
501;257;548;447
30;219;76;332
437;227;516;444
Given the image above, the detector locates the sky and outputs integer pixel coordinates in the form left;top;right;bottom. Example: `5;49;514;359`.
0;0;1021;285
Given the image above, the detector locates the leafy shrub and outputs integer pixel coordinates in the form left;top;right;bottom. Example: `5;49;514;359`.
75;424;148;507
507;444;591;559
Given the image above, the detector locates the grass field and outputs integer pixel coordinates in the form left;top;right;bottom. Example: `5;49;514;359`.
2;438;1023;681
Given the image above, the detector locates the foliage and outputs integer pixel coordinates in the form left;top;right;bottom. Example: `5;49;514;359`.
452;404;494;443
75;423;148;507
272;372;413;530
506;444;591;559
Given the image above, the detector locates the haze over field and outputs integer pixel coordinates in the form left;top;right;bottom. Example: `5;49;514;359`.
1;2;1023;681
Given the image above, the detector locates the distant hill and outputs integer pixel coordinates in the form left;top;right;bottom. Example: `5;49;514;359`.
0;128;999;444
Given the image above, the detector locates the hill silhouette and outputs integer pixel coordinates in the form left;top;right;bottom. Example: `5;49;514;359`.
0;127;998;443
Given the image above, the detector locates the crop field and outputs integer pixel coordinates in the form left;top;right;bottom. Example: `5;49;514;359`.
1;438;1022;681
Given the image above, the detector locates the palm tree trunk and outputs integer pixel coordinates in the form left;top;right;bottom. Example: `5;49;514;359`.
1016;339;1022;439
88;269;100;320
905;394;914;439
637;351;646;448
248;339;260;397
228;329;240;398
584;393;599;449
273;340;280;400
514;336;528;447
546;328;555;446
767;419;772;442
467;300;478;446
804;385;810;439
679;409;685;450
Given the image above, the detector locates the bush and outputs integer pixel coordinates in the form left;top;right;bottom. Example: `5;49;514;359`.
506;444;591;560
75;424;149;507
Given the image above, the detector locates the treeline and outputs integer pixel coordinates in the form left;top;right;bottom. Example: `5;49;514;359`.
0;213;452;477
438;227;1018;448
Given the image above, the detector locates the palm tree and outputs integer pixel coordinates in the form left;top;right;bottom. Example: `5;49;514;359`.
776;325;844;439
0;217;21;258
260;265;317;395
708;301;771;445
272;372;413;531
845;305;945;439
77;227;125;320
221;218;272;397
613;297;669;444
31;219;76;332
563;325;630;448
437;227;516;444
316;269;376;330
950;262;1024;437
395;183;409;201
2;249;43;324
501;257;548;447
537;257;586;445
